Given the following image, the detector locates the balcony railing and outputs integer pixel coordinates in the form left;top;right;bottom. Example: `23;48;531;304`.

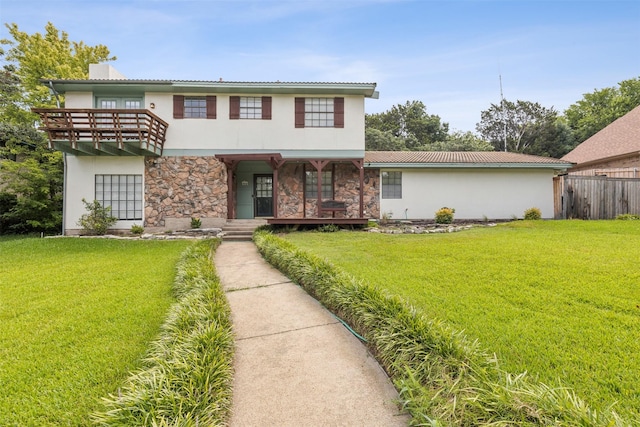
32;108;168;156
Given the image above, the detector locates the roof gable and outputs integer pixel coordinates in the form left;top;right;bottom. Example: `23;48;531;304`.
561;105;640;165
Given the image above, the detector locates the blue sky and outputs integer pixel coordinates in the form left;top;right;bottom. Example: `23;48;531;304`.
1;0;639;132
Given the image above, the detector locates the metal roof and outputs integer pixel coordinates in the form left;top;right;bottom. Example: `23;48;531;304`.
42;78;378;97
364;151;573;169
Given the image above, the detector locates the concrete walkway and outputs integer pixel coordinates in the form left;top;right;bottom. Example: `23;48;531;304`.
214;241;409;426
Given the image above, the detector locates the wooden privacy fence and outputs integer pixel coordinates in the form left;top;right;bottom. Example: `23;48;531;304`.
554;175;640;219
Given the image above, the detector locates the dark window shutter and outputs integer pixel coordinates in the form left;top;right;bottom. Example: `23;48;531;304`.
173;95;184;119
334;97;344;128
229;96;240;119
262;96;272;120
206;96;217;119
295;97;305;128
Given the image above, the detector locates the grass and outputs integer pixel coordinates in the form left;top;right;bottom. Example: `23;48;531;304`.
93;239;234;425
281;220;640;421
0;237;190;426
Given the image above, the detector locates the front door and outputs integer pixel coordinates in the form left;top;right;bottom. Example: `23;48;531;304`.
254;174;273;217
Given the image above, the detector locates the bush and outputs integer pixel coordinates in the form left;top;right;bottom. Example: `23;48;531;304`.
130;224;144;235
616;213;640;220
435;207;455;224
190;217;202;229
524;207;542;220
318;224;340;233
77;199;117;235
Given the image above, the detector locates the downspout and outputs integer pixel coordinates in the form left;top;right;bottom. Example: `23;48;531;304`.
48;81;66;235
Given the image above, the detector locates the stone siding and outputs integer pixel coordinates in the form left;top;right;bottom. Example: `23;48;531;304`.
145;156;227;228
277;162;380;219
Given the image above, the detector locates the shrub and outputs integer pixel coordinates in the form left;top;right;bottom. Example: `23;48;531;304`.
524;207;542;220
190;217;202;228
130;224;144;236
616;213;640;220
318;224;340;233
435;207;455;224
77;199;117;235
380;211;393;225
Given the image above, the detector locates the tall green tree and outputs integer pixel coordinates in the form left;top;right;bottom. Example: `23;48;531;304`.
0;22;115;234
365;100;449;150
0;22;115;124
476;99;569;156
564;77;640;143
428;131;493;152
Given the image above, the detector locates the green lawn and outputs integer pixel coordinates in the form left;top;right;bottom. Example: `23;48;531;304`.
0;237;190;426
284;220;640;419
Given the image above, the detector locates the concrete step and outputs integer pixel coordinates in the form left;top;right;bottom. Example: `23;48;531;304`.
220;219;267;242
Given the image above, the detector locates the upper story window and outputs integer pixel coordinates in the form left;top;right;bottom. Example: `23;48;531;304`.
96;97;142;109
184;97;207;118
240;97;262;119
173;95;216;119
229;96;272;120
295;97;344;128
381;171;402;199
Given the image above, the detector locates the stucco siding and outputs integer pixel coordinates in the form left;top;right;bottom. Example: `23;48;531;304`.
65;156;145;233
148;93;364;155
379;168;555;220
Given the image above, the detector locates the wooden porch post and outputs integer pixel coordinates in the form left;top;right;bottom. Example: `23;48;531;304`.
352;159;364;218
222;160;238;220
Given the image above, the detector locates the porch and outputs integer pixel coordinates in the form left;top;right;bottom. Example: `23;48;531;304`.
214;153;376;225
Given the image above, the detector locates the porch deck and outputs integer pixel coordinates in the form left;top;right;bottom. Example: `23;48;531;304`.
267;217;369;226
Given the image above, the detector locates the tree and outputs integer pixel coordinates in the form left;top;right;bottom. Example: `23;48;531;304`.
365;128;407;151
428;131;493;152
365;100;449;150
1;22;115;124
0;123;63;234
564;77;640;143
0;22;114;233
476;100;563;155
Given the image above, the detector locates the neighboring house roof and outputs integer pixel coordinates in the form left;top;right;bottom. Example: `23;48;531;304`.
43;79;378;98
365;151;573;169
561;105;640;166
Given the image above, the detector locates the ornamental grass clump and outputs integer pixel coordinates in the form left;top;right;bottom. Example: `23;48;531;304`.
524;207;542;220
93;239;234;426
253;229;628;426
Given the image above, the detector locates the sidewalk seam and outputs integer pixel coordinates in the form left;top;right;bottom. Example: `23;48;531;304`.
224;280;294;293
236;320;340;341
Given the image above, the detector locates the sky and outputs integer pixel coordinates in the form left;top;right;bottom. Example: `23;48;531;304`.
1;0;639;132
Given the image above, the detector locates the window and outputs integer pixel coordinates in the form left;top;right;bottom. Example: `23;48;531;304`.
295;97;344;128
229;96;271;120
305;98;334;127
184;97;206;118
95;175;143;220
305;169;333;199
382;171;402;199
173;95;216;119
240;97;262;119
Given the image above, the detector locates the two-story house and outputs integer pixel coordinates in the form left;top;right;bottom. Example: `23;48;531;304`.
35;64;380;234
35;64;572;235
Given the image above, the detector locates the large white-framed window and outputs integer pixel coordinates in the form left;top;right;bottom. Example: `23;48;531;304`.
95;174;143;220
239;96;262;119
382;171;402;199
305;168;333;199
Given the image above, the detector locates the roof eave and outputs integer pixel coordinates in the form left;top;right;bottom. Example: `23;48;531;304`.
365;162;574;169
42;79;378;97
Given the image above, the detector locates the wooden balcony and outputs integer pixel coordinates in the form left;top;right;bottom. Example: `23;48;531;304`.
32;108;168;156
